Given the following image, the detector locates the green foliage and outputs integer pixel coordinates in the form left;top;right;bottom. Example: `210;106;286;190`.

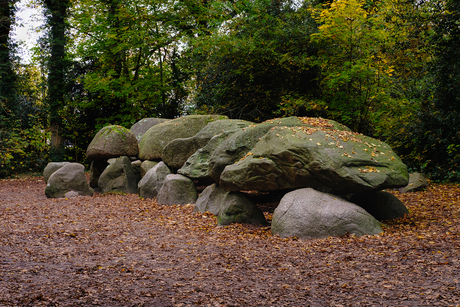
401;0;460;182
0;0;19;118
69;0;190;125
306;0;460;182
309;0;408;134
0;114;50;178
2;0;459;183
0;0;49;177
191;0;320;122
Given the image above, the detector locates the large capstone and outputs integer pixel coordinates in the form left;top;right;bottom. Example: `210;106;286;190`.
219;124;409;195
208;117;350;183
86;125;138;161
271;188;383;239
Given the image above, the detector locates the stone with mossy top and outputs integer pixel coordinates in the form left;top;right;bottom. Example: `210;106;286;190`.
138;115;228;162
208;116;350;182
86;125;139;161
219;123;409;195
162;119;253;170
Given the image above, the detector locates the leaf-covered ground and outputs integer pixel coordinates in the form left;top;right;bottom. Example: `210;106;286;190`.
0;177;459;307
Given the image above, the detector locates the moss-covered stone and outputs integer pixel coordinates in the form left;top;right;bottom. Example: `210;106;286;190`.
87;125;138;161
208;117;350;182
219;125;409;195
169;119;253;172
138;115;228;161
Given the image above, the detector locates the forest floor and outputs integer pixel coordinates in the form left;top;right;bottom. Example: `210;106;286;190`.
0;176;459;307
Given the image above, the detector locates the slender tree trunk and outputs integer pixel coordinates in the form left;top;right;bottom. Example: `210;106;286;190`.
44;0;69;160
104;0;128;120
0;0;17;116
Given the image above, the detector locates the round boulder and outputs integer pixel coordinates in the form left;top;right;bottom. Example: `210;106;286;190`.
45;163;93;198
43;162;70;183
86;125;139;161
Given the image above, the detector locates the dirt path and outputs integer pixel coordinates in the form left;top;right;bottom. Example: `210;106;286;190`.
0;177;459;306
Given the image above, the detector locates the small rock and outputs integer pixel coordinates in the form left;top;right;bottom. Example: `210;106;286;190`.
156;174;198;205
138;162;171;199
398;173;428;193
217;192;267;226
350;191;409;221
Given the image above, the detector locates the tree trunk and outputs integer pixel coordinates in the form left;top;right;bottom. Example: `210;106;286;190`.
0;0;17;117
44;0;69;160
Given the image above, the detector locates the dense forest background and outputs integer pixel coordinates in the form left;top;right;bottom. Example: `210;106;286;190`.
0;0;459;182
